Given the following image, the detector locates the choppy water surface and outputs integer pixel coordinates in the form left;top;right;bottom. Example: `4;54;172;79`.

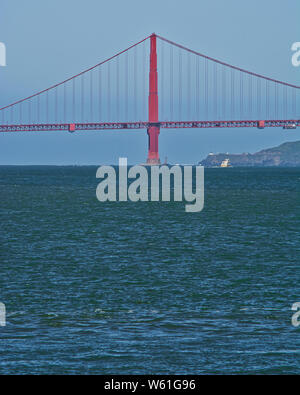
0;166;299;374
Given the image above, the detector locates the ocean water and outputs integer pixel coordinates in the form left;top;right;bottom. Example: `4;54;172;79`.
0;166;299;374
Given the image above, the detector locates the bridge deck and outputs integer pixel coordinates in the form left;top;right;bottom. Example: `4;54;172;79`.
0;120;299;133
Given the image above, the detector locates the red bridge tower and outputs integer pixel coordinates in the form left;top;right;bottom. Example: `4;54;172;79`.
147;33;160;165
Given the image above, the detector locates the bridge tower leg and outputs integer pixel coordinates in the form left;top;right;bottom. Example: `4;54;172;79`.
146;33;160;165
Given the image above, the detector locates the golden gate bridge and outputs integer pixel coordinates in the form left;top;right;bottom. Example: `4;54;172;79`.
0;33;299;164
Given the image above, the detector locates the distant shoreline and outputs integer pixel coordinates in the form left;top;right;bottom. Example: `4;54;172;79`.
199;140;300;168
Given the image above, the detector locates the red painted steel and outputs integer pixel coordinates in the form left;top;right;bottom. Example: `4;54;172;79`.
147;34;160;165
0;32;299;152
1;120;299;133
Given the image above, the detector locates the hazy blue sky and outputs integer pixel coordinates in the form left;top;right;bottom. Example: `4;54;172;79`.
0;0;299;164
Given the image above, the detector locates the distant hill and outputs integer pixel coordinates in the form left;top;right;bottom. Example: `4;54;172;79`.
200;140;300;167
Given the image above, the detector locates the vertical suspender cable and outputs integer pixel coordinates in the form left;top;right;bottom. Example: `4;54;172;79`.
214;63;218;120
107;62;110;121
231;68;234;120
222;66;226;120
178;49;182;120
47;90;49;123
37;95;40;124
170;46;173;120
205;58;208;120
64;84;67;123
196;56;199;119
275;83;278;119
55;87;58;123
90;71;93;122
240;72;243;120
160;40;164;121
187;52;191;120
248;75;252;119
266;80;269;120
292;89;296;117
116;56;119;121
72;78;75;122
143;41;146;121
134;46;137;121
81;74;84;122
98;68;102;121
257;78;261;119
125;51;128;120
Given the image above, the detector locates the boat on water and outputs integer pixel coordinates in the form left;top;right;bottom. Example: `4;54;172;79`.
220;158;231;168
